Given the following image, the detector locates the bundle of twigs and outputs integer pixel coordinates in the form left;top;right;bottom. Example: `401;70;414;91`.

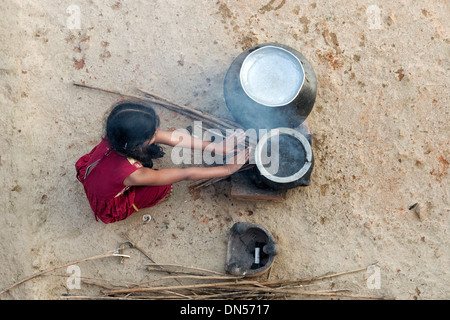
73;83;253;190
62;262;393;300
0;236;393;300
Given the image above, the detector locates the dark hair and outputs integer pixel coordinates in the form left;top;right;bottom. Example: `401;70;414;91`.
106;102;164;168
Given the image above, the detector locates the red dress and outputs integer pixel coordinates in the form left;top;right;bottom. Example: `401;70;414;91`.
75;138;171;224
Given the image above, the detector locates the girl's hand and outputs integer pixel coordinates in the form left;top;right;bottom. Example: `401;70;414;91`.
224;147;251;175
214;131;247;156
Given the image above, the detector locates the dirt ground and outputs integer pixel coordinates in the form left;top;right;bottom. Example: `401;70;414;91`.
0;0;448;300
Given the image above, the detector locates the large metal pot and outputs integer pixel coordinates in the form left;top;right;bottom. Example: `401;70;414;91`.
253;127;314;190
224;43;317;130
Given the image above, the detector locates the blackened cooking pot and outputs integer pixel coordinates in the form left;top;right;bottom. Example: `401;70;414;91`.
253;126;314;190
224;43;317;130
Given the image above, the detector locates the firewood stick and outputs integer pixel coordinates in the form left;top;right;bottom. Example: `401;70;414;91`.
189;177;223;190
61;295;139;300
191;178;221;190
137;88;242;130
206;286;392;300
189;164;254;190
194;123;258;149
145;263;227;276
73;83;238;130
102;280;259;295
0;250;129;296
138;274;244;287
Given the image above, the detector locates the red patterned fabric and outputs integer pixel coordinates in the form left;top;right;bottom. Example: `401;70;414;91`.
75;138;171;224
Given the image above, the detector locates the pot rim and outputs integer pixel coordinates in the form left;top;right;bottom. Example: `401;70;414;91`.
255;127;312;184
239;45;305;107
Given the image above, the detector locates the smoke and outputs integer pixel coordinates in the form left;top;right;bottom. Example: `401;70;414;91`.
169;121;280;169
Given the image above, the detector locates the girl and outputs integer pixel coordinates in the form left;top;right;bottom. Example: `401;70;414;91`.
75;101;248;224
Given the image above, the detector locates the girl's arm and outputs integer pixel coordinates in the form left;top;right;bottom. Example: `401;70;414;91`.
124;166;230;186
123;148;249;186
154;129;245;156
